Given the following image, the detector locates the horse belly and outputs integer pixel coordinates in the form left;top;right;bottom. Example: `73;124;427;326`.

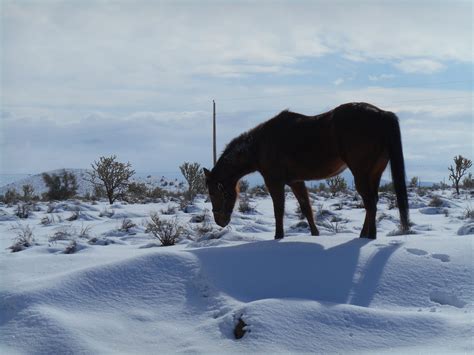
287;156;347;182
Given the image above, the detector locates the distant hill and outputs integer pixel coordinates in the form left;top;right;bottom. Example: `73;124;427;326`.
0;168;185;197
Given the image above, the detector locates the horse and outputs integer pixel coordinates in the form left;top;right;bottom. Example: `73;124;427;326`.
204;102;409;240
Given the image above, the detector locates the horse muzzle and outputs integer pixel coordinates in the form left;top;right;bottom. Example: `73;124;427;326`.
213;212;231;227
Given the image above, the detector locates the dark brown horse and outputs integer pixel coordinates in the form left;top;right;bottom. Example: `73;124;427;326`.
204;102;409;239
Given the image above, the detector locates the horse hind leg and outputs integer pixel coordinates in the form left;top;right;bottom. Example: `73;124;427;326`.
289;181;319;236
353;159;388;239
354;177;377;239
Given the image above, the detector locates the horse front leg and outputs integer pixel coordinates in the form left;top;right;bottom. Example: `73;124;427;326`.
265;180;286;239
289;181;319;236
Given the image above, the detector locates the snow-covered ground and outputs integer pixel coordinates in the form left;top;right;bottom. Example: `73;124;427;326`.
1;185;473;353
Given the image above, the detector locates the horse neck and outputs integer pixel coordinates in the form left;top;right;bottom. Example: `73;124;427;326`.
214;139;257;184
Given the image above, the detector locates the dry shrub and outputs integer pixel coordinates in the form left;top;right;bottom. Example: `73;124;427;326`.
428;196;444;207
238;195;255;214
9;224;35;252
145;212;183;246
119;218;136;233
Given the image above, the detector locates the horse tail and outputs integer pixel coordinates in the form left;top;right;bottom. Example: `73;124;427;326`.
386;112;410;232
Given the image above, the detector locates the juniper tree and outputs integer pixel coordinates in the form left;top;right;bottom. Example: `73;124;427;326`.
88;155;135;204
42;170;78;200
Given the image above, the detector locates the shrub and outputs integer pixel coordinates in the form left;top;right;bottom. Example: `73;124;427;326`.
42;170;78;200
318;216;347;234
41;214;56;225
387;194;397;210
448;155;472;194
127;182;148;200
317;182;328;192
88;155;135;204
79;224;93;238
161;205;177;215
428;196;444;207
192;210;214;238
2;188;21;205
379;182;395;193
49;226;75;243
326;176;347;196
15;204;30;219
462;173;474;189
119;218;136;233
238;195;255;214
99;207;114;218
148;186;166;200
22;184;36;202
295;204;305;220
409;177;419;189
9;224;35;252
464;206;474;220
179;162;206;201
239;179;250;193
248;184;268;197
66;207;81;221
431;180;449;190
145;212;183;246
64;240;78;254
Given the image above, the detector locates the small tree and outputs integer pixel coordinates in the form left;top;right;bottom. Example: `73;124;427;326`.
179;162;206;201
326;175;347;196
42;170;78;200
2;188;20;204
448;155;472;194
409;177;419;189
88;155;135;204
22;184;36;202
462;173;474;189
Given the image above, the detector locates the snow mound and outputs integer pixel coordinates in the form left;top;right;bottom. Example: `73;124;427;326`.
419;207;447;215
1;187;473;353
457;222;474;235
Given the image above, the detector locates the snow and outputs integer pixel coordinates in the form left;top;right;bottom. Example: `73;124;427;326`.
0;184;473;353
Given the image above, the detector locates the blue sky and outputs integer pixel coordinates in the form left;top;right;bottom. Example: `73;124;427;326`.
1;0;472;182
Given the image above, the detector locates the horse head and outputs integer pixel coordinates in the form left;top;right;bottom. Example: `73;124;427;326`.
203;168;238;227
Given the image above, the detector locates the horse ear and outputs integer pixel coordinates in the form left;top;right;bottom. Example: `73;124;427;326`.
203;168;211;179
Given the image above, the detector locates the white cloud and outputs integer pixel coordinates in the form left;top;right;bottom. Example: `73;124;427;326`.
333;78;344;86
394;59;445;74
2;1;471;100
369;74;396;81
1;1;472;178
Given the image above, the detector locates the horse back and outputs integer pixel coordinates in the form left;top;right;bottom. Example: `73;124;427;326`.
254;103;397;182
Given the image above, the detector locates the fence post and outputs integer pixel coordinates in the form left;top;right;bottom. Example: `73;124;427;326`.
213;100;216;166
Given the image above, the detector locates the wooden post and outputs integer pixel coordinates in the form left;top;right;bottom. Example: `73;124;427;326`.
213;100;217;166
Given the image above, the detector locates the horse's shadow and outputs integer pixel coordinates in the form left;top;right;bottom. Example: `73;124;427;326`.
191;238;400;307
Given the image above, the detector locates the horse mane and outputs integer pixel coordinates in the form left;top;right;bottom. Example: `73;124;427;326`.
220;109;290;159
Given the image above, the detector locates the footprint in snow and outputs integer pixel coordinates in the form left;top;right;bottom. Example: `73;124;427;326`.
429;290;467;308
406;248;428;256
431;253;450;262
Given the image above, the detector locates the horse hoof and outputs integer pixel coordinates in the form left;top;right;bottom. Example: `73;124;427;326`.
274;235;284;240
